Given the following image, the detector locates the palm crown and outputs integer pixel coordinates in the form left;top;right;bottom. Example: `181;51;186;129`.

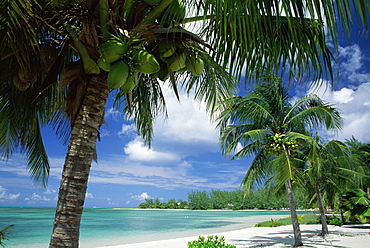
218;74;343;190
1;0;369;247
217;74;343;246
1;0;367;185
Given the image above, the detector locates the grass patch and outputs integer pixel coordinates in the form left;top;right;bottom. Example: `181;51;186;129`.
255;214;320;227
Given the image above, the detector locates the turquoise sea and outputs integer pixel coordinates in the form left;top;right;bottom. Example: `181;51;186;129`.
0;207;312;248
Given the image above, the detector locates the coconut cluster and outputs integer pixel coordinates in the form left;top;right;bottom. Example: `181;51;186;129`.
265;133;299;156
96;0;205;92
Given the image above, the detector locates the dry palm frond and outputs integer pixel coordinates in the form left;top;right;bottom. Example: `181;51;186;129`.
78;21;99;50
66;77;86;127
59;61;83;89
40;43;58;73
17;66;37;84
13;74;31;91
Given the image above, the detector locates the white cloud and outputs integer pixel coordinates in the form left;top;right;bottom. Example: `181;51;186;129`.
25;193;51;202
311;83;370;141
88;156;241;190
86;192;95;199
308;43;370;142
8;193;20;200
337;44;370;84
108;201;119;206
105;107;122;121
91;158;191;183
118;123;137;137
131;192;151;201
0;185;20;200
43;189;57;194
123;137;179;162
160;85;219;142
145;84;220;157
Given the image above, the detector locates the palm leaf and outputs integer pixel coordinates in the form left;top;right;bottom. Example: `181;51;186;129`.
116;75;167;147
287;94;343;132
191;0;335;82
241;149;272;193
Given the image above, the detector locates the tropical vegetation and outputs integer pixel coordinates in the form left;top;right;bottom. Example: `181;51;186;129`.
1;0;370;247
188;235;236;248
255;214;319;227
217;75;343;246
301;138;367;234
138;188;310;210
339;188;370;223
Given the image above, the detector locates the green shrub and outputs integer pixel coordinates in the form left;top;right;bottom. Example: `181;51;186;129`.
301;214;320;224
188;235;236;248
255;214;320;227
329;218;343;226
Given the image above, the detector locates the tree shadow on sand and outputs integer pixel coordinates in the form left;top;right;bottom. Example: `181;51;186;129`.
227;225;369;248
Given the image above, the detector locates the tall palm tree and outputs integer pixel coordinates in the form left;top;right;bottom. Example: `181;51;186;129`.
0;1;369;247
217;74;343;246
302;138;364;235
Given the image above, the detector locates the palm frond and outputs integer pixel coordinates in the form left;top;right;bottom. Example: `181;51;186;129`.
117;75;167;147
191;0;335;82
270;153;303;192
241;149;272;193
191;0;370;82
216;94;273;135
287;94;343;132
180;51;237;116
0;37;67;186
0;0;41;68
220;127;269;156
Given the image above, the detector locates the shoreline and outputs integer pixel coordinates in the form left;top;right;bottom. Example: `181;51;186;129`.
110;207;310;211
97;224;370;248
85;213;293;248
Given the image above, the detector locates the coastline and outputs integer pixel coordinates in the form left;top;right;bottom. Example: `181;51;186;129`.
97;224;370;248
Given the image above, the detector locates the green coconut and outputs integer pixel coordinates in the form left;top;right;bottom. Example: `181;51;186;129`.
108;60;129;90
100;39;128;64
97;57;112;72
186;57;204;76
120;72;138;93
133;49;160;74
158;40;177;58
167;53;186;72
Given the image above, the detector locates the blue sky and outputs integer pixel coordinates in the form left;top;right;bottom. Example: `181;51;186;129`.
1;23;370;208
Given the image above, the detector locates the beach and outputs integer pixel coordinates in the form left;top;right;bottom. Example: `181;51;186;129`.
2;208;369;248
98;224;370;248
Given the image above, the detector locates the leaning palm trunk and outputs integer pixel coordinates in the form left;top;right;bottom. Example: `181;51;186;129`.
285;180;303;247
315;184;329;235
49;74;109;248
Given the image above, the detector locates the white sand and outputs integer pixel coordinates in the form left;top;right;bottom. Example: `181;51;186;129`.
97;224;370;248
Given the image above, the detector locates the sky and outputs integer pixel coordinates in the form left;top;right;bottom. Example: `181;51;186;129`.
1;20;370;209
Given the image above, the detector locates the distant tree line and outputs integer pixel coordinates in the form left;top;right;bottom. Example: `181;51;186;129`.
138;188;309;210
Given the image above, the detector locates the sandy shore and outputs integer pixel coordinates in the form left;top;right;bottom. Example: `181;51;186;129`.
98;224;370;248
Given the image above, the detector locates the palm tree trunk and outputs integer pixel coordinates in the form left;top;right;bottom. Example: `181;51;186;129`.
285;180;303;247
49;73;109;248
315;183;329;235
340;209;346;224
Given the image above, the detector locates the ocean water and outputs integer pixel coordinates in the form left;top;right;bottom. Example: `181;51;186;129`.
0;207;312;248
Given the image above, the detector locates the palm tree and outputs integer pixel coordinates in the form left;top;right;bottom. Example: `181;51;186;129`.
217;74;343;246
302;138;364;235
0;1;369;247
345;137;370;194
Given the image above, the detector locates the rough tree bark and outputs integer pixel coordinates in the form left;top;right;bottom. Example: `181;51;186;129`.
49;73;109;247
285;179;303;247
315;183;329;235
